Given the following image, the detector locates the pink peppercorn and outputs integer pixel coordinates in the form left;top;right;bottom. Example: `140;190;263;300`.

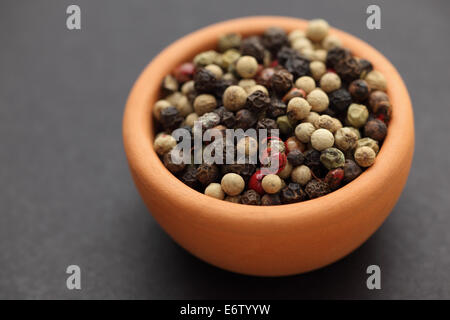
174;62;195;83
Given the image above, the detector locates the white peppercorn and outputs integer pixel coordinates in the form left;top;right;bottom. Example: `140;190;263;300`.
194;94;217;115
295;122;316;143
287;97;311;121
313;49;327;62
239;79;256;92
236;55;258;79
223;85;248;111
310;61;327;80
205;183;225;200
295;76;316;94
354;146;376;167
307;88;329;112
261;174;283;194
247;85;269;96
316;115;341;133
154;133;176;155
334;127;358;151
185;112;199;127
322;34;342;50
320;72;341;93
303;111;320;127
153;99;171;121
288;29;306;44
306;19;329;42
205;64;223;79
291;165;312;186
278;161;293;179
292;37;313;52
310;128;334;151
221;173;245;196
364;70;387;91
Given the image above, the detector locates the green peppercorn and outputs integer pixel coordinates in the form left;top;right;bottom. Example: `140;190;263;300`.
357;137;380;154
276;115;294;135
320;147;345;170
218;33;242;52
346;103;369;128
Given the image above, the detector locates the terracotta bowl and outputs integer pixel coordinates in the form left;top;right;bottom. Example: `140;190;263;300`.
123;16;414;276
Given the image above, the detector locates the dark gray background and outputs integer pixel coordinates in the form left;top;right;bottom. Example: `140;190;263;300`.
1;0;449;299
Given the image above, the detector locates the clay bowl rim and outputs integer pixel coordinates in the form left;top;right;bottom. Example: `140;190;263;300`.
123;16;413;233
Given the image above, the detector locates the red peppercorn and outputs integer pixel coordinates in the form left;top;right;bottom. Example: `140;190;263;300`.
249;170;266;195
281;87;306;103
324;168;344;190
173;62;195;83
260;148;287;174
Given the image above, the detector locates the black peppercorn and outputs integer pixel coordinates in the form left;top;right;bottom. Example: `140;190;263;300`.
240;189;261;205
334;56;362;83
194;68;217;93
325;47;351;69
221;163;256;183
328;88;352;113
162;75;178;94
196;163;220;185
368;91;391;123
280;182;307;204
246;90;271;114
214;78;234;98
305;179;331;199
358;58;373;78
256;118;278;131
261;193;282;206
287;149;305;167
343;159;362;184
262;27;288;54
284;55;310;79
235;109;257;130
304;149;327;178
267;97;287;118
349;79;370;102
180;165;200;190
163;150;186;174
256;67;275;88
240;36;265;63
277;46;297;65
160;106;183;131
271;68;293;94
364;119;387;142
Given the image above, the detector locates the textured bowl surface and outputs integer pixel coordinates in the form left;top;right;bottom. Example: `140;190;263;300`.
123;16;414;276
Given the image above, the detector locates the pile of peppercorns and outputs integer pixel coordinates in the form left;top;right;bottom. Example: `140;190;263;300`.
153;19;391;205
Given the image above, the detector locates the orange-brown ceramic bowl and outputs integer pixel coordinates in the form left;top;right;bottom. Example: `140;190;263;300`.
123;16;414;276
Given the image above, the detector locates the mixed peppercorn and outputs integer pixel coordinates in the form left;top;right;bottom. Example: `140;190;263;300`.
152;19;391;205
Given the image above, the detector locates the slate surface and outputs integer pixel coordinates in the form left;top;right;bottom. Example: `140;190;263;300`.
1;0;449;299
